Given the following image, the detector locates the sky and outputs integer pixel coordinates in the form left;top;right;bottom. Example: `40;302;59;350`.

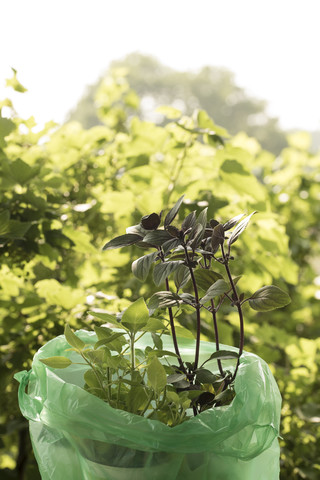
1;0;320;132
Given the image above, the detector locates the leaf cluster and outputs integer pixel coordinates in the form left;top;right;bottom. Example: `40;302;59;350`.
104;196;290;316
40;303;236;426
41;196;291;422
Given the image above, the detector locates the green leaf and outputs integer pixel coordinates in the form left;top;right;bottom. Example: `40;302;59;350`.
206;133;224;146
5;68;27;92
89;311;122;328
0;117;15;147
85;348;108;365
4;158;40;185
223;213;245;231
195;368;219;384
174;264;191;291
148;291;181;310
228;212;257;246
193;269;223;291
62;228;96;254
147;355;167;394
94;332;125;349
142;318;168;332
197;110;230;137
3;220;32;239
221;159;248;175
153;261;183;286
151;332;163;349
121;297;149;333
248;285;291;311
189;223;205;249
166;225;180;238
205;350;239;363
167;373;186;384
94;327;126;352
181;211;196;232
156;105;182;119
44;230;75;249
143;230;172;246
84;369;102;389
166;391;180;404
127;384;149;413
40;356;72;369
211;224;225;252
180;293;196;305
162;238;181;254
122;370;144;387
220;160;265;202
101;350;126;370
200;279;229;305
164;195;184;228
147;349;178;358
174;325;195;339
232;275;242;286
103;233;143;250
196;207;208;229
174;379;191;389
132;252;157;281
64;325;86;350
94;325;112;340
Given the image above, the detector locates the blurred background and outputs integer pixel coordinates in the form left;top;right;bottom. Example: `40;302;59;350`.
0;1;319;479
1;0;320;148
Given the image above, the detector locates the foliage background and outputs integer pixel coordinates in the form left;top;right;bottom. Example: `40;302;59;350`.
0;68;319;479
68;53;288;155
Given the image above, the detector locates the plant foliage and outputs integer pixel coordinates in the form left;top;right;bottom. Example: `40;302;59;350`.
41;197;290;426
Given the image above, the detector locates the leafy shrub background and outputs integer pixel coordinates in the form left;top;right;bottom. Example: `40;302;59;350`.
0;71;319;479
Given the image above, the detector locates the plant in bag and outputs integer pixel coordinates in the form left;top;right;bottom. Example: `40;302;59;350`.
15;194;290;479
39;195;290;425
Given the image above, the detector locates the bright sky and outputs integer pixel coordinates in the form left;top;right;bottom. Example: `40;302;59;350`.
1;0;319;131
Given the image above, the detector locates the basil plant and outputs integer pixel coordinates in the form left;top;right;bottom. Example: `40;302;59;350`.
41;196;290;426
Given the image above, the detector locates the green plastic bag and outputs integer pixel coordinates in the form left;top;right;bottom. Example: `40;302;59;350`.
15;330;281;480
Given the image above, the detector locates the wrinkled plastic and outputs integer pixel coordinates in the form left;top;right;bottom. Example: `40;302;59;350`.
15;330;281;479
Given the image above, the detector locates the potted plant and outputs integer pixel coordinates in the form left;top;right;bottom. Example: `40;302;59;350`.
15;195;289;480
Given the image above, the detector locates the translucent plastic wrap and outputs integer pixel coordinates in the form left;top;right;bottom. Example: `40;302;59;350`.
15;330;281;479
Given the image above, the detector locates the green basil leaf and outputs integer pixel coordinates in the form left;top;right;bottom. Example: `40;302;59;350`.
103;234;143;250
249;285;291;311
148;291;181;310
143;230;172;246
64;324;85;350
193;269;223;291
132;251;158;281
174;264;191;291
121;297;149;333
147;356;167;394
200;279;229;305
153;261;183;286
227;211;256;246
164;195;184;227
206;350;239;362
40;356;72;369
